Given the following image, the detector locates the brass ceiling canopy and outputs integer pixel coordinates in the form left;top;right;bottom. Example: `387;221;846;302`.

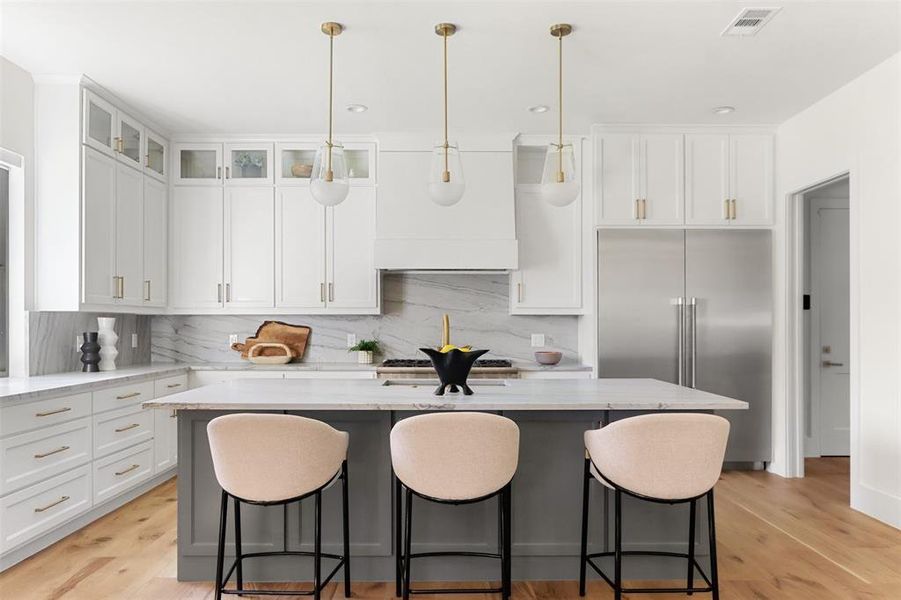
550;23;573;37
321;21;344;36
435;23;457;37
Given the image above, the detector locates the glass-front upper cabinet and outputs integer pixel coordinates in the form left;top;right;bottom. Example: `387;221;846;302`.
276;141;374;185
225;143;273;185
116;111;143;169
144;129;168;181
83;90;117;157
344;142;375;185
174;142;222;185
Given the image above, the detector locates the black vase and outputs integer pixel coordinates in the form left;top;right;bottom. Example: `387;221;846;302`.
80;332;101;372
419;347;490;396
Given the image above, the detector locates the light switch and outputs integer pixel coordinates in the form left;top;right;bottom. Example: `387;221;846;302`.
531;334;545;347
347;334;357;348
131;333;138;349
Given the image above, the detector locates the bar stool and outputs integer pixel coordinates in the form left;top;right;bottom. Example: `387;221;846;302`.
579;413;730;600
390;412;519;600
207;414;351;600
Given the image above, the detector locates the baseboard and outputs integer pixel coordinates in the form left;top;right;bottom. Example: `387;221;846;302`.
852;482;901;530
0;469;176;572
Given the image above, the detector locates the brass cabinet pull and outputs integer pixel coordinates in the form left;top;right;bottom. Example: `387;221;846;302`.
517;282;523;303
144;280;151;302
217;166;222;179
225;283;231;303
34;446;70;459
641;199;647;220
225;166;230;179
34;495;70;513
730;199;737;220
36;407;71;418
114;423;140;433
144;154;150;167
320;282;325;303
115;464;140;476
166;383;182;389
112;276;119;299
724;199;731;220
113;137;122;153
115;392;141;400
217;283;223;303
328;283;334;302
635;198;641;220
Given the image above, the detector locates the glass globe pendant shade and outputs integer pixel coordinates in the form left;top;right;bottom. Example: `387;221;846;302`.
540;143;580;207
428;142;465;206
310;142;350;207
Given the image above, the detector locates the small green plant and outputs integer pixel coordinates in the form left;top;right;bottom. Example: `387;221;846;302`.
349;339;380;353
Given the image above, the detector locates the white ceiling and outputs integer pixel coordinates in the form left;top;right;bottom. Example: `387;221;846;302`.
2;1;898;136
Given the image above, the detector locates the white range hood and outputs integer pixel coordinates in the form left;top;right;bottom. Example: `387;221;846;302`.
374;134;518;271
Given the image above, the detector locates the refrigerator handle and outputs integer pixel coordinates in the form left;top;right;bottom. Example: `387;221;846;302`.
676;297;685;386
689;297;698;388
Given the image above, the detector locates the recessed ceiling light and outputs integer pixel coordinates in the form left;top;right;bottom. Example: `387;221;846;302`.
529;105;549;114
713;106;736;115
346;104;368;113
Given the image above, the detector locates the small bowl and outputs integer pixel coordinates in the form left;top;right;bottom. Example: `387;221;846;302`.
534;351;562;366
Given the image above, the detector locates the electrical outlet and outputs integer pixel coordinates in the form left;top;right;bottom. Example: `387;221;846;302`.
229;334;239;346
131;333;138;349
76;336;82;353
347;334;357;348
531;334;545;348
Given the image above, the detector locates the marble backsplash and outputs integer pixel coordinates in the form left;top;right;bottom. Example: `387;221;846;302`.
29;312;152;376
152;273;579;364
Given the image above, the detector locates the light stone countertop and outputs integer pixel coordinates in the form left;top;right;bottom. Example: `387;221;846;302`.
188;362;378;372
144;377;749;411
0;365;190;404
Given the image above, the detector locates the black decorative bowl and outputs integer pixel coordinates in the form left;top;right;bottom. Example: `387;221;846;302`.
419;347;490;396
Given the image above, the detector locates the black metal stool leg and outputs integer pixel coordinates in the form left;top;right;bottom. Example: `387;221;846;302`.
613;490;622;600
342;461;351;598
314;490;322;600
402;488;413;600
234;497;243;596
579;458;590;597
707;491;720;600
214;490;228;600
687;498;696;595
502;485;512;600
394;476;402;598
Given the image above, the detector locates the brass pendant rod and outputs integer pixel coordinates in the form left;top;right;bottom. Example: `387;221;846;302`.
327;28;334;181
443;28;450;182
558;31;563;182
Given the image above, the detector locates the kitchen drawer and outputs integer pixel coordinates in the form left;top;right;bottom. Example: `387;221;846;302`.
1;417;92;495
92;381;154;414
93;441;153;505
154;374;188;398
1;393;91;438
0;465;92;553
93;404;153;459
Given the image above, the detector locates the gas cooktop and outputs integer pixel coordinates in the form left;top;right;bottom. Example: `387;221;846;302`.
380;359;513;368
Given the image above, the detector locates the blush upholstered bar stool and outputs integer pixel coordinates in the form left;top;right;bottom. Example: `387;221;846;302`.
390;412;519;600
579;414;730;600
207;414;351;600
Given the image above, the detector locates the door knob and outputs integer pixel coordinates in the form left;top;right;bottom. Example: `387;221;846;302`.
822;361;844;367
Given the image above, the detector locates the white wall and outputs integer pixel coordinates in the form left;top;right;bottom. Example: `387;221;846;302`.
0;56;35;377
772;53;900;528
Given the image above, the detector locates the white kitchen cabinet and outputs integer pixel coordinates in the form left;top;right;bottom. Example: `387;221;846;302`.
327;187;379;309
224;143;274;185
82;147;118;305
276;187;326;308
685;133;773;226
153;408;177;473
170;186;224;309
115;111;144;170
82;89;117;158
639;134;684;225
115;163;144;305
142;178;167;306
595;133;638;225
224;187;275;308
173;142;222;185
144;128;167;181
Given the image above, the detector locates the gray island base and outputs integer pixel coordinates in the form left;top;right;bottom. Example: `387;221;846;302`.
145;378;748;583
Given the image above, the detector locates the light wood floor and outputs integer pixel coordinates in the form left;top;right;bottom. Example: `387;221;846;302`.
1;458;899;599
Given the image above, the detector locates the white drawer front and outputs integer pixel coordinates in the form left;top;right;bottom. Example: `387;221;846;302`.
1;393;91;438
93;405;153;459
154;374;188;398
92;381;154;414
1;417;92;495
0;464;92;553
93;441;153;505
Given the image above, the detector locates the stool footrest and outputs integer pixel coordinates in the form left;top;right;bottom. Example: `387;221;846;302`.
409;587;504;595
586;550;713;594
220;552;345;597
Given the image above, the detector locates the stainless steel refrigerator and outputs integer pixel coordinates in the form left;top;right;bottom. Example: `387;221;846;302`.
597;230;772;463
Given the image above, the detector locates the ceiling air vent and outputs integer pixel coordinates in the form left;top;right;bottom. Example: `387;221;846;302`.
722;7;781;37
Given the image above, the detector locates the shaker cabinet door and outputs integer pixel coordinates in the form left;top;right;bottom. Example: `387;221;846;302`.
595;133;640;225
639;134;684;225
115;163;144;306
326;187;379;310
685;134;730;225
224;187;275;308
83;90;117;158
730;134;774;226
170;186;224;309
82;148;118;305
276;187;326;309
143;177;167;307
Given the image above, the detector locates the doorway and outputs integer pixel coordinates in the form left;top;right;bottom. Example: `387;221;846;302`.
802;176;850;458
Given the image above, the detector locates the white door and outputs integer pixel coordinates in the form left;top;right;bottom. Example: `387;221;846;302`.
153;408;176;473
639;134;683;225
730;135;773;225
170;186;223;309
685;134;730;225
82;147;117;305
595;133;640;225
326;187;379;309
173;143;222;185
115;163;144;305
276;187;326;308
224;187;274;308
811;197;850;456
143;177;167;306
511;187;582;312
116;111;144;170
82;90;117;157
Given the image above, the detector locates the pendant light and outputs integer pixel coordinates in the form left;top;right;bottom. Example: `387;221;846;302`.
428;23;465;206
311;21;350;207
540;23;580;207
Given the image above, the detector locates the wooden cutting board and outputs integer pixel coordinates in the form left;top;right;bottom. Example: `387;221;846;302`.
231;321;311;361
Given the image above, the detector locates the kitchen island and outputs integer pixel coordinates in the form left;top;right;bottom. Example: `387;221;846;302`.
146;377;748;583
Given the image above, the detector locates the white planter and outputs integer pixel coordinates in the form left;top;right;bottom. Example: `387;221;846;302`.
357;351;373;364
97;317;118;371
